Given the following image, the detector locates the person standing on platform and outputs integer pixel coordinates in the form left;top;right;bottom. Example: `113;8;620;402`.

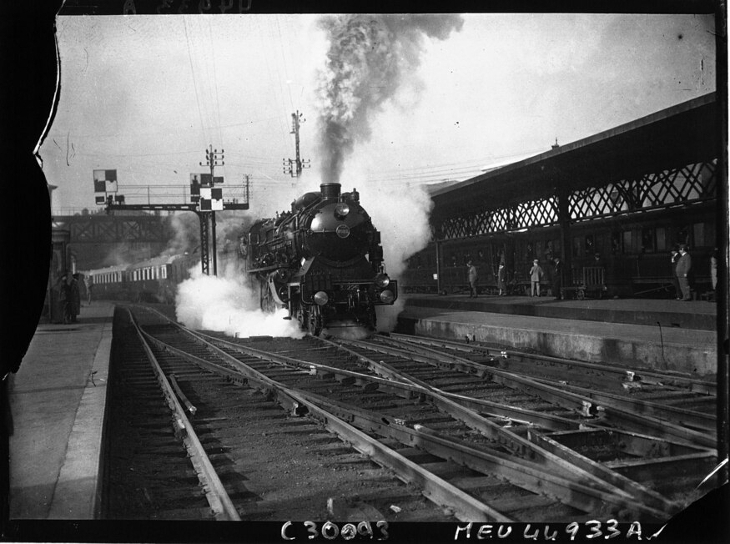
467;260;478;298
529;259;543;297
670;248;681;300
85;274;94;306
552;257;563;300
676;245;692;301
56;274;71;324
70;274;81;322
497;263;507;296
711;248;718;292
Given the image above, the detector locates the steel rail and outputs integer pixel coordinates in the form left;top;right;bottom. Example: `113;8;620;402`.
283;388;515;523
324;338;692;513
147;325;674;520
181;330;682;514
387;332;716;396
135;309;687;516
125;308;240;521
356;337;717;449
318;336;584;432
199;333;609;471
136;321;515;521
530;376;715;433
292;387;674;520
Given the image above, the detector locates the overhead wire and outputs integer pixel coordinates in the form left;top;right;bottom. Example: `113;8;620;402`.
183;16;208;148
207;18;225;151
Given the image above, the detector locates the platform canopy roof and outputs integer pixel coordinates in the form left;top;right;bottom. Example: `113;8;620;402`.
430;92;719;219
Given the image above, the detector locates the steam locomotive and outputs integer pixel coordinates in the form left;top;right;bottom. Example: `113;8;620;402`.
241;183;397;336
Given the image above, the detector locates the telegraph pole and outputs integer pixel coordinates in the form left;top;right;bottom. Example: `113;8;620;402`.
200;145;224;276
283;111;310;178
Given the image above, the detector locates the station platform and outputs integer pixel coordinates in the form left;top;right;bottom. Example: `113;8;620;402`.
396;294;718;376
6;301;114;520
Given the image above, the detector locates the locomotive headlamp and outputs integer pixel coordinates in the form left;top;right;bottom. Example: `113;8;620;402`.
314;291;329;306
334;203;350;219
374;273;390;288
379;290;395;304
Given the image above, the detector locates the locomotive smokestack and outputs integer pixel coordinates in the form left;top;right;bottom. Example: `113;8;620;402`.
320;182;341;200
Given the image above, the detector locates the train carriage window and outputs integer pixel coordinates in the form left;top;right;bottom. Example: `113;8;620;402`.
611;231;622;254
623;231;632;253
572;236;582;258
677;226;690;247
693;223;705;248
705;221;716;248
641;228;655;253
585;234;594;254
656;227;667;252
549;238;561;258
544;240;553;261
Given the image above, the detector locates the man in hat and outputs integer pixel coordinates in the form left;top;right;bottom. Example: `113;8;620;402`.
552;257;563;300
676;245;692;301
467;260;478;298
529;259;543;297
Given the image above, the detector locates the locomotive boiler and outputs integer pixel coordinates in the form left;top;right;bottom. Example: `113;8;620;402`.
242;183;397;336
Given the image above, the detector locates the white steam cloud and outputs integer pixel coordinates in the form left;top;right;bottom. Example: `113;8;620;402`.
176;260;305;339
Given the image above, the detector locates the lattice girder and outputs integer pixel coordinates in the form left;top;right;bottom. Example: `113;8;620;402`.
434;159;717;240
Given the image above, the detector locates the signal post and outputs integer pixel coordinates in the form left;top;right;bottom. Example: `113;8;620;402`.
93;147;250;276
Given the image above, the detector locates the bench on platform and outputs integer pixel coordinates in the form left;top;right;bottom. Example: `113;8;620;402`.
562;266;606;300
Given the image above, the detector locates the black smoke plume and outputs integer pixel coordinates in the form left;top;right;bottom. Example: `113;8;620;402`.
316;14;464;183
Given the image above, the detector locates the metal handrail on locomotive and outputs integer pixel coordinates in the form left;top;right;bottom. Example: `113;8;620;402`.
242;182;398;336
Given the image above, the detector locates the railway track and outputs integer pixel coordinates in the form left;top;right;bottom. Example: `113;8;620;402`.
104;304;719;524
104;306;454;522
350;333;718;444
321;334;718;503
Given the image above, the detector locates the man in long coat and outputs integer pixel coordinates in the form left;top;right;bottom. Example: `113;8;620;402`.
676;245;692;301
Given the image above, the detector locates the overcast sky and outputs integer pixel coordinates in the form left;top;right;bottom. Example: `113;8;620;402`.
38;13;716;216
